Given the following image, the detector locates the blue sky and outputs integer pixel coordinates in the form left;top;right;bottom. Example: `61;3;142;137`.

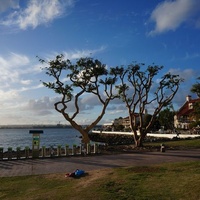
0;0;200;125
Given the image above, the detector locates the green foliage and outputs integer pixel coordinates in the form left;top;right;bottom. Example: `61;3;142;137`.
115;62;183;146
191;77;200;97
143;114;152;127
41;55;113;96
114;124;125;131
40;56;184;146
189;121;200;129
190;102;200;122
40;55;120;143
158;106;175;130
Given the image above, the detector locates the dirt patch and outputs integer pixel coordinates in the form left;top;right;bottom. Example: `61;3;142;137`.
43;173;64;180
74;169;113;189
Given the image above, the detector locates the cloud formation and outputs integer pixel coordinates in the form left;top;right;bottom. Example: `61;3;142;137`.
168;68;195;81
25;94;99;118
0;0;19;13
0;53;41;89
0;53;30;88
63;46;107;60
0;52;43;111
149;0;200;35
0;0;75;30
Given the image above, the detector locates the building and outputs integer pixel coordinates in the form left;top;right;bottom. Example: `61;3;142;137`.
113;111;148;130
102;122;114;131
174;95;200;129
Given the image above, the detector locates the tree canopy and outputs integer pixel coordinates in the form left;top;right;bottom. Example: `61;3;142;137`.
41;56;183;147
40;55;119;143
191;77;200;97
115;63;183;146
158;105;175;130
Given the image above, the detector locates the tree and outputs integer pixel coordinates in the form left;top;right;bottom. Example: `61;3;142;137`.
190;77;200;129
158;105;175;130
190;102;200;122
40;55;119;144
116;63;183;147
191;77;200;97
143;113;152;127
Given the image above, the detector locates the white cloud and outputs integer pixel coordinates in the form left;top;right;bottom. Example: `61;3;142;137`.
28;96;54;110
0;52;30;69
168;68;195;81
0;52;44;108
0;0;75;30
167;68;197;107
0;53;30;87
24;91;109;118
63;46;107;60
8;52;30;67
149;0;200;35
44;46;106;61
0;89;19;102
0;53;43;85
0;46;106;115
184;52;200;60
18;84;44;93
0;0;19;13
20;79;32;85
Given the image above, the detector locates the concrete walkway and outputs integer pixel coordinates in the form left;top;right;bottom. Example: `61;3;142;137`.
0;149;199;177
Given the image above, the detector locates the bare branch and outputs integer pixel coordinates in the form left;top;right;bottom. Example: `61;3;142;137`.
40;55;119;143
116;63;183;147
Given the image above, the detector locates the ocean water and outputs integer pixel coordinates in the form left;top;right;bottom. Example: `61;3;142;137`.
0;128;82;151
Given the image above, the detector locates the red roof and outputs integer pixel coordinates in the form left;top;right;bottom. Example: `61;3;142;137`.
177;98;200;117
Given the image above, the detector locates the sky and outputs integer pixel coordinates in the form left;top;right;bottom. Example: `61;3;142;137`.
0;0;200;126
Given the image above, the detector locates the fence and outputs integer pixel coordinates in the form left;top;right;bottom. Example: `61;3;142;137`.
0;143;100;160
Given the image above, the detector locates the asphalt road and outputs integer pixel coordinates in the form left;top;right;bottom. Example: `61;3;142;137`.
0;149;199;177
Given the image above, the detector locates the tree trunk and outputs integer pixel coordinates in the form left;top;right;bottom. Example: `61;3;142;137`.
134;131;146;147
63;116;91;145
81;131;90;144
135;137;143;147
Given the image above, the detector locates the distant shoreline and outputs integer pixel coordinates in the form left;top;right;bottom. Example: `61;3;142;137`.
0;124;72;129
0;124;103;129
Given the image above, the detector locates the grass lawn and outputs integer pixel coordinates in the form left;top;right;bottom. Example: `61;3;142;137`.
0;161;200;200
144;138;200;149
1;138;200;200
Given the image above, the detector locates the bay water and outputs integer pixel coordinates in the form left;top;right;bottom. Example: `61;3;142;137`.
0;128;82;151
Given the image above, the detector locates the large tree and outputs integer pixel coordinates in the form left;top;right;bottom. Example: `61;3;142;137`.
190;102;200;122
190;77;200;128
40;55;119;144
191;77;200;97
116;63;183;147
158;105;175;130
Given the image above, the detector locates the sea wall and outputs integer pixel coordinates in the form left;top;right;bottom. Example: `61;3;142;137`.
89;132;134;145
89;130;200;145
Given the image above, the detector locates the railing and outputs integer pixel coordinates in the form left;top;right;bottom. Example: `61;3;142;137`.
0;143;100;161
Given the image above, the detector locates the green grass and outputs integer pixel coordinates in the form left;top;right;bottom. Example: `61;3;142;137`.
144;138;200;149
1;161;200;200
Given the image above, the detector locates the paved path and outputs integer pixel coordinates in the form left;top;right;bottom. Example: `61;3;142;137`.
0;149;199;177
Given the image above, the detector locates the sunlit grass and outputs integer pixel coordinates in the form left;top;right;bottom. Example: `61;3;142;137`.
144;138;200;149
1;161;200;200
